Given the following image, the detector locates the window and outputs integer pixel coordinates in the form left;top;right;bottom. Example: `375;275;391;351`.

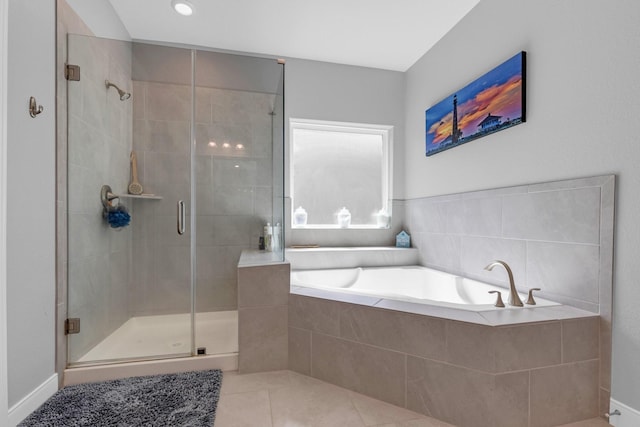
290;118;393;229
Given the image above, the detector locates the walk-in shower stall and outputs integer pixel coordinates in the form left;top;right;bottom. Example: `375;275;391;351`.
65;35;284;368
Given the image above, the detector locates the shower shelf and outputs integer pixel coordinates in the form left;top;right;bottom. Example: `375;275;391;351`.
115;194;163;200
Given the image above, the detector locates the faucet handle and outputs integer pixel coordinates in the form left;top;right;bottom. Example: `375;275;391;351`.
488;290;505;308
526;288;542;305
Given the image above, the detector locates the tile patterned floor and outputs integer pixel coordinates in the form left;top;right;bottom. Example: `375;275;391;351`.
214;370;611;427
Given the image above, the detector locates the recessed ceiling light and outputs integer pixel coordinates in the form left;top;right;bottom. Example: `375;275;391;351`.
171;0;194;16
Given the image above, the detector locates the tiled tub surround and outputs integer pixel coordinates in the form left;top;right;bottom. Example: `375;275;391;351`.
404;175;614;417
238;246;602;426
288;293;600;427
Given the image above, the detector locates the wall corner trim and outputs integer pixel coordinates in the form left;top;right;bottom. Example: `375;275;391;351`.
8;373;58;426
609;398;640;427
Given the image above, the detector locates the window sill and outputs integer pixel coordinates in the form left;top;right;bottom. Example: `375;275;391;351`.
292;224;390;230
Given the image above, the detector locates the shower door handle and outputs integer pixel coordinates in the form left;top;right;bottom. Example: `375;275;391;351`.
177;200;185;235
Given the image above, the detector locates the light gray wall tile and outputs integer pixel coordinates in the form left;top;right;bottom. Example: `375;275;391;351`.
494;322;562;372
445;321;495;372
289;295;341;336
562;317;599;363
527;241;600;304
311;332;406;407
132;81;146;119
460;236;526;289
444;199;465;234
407;356;529;427
146;82;191;122
139;120;190;153
340;305;446;360
461;196;502;237
238;263;290;308
527;175;611;193
530;360;599;426
210;215;256;247
502;187;601;244
406;199;448;234
600;316;612;391
211;186;254;216
195;87;212;124
195;277;237;312
196;245;243;280
288;327;311;375
416;232;461;272
238;305;288;373
213;158;258;187
142;151;190;188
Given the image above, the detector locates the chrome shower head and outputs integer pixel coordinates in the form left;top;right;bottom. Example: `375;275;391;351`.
105;80;131;101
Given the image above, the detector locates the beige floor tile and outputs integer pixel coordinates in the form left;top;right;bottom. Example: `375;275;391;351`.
221;370;291;395
269;377;366;427
556;418;611;427
287;370;330;387
378;419;457;427
349;390;427;426
399;418;457;426
215;390;273;427
216;370;602;427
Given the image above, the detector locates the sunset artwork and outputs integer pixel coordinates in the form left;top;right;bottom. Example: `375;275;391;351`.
425;51;526;156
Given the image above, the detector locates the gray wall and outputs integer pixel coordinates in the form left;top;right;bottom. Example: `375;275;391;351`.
7;0;56;408
403;0;640;411
284;58;406;246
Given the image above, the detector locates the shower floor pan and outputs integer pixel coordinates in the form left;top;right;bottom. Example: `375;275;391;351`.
65;311;238;386
77;310;238;363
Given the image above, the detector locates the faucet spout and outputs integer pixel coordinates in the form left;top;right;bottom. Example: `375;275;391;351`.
484;260;524;307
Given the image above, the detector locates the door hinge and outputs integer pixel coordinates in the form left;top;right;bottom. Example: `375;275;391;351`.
65;318;81;335
65;64;80;81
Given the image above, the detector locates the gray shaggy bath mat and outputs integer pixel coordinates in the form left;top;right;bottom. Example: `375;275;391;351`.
19;369;223;427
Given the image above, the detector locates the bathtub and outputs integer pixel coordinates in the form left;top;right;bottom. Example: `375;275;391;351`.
290;265;560;311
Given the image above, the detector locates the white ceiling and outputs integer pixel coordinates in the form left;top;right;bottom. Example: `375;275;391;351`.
109;0;480;72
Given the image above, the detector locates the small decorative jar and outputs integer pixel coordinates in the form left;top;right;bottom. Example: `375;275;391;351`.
293;206;308;226
337;207;351;228
376;209;390;228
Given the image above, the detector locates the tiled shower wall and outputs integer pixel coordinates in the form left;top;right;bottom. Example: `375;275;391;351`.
404;174;614;415
64;33;133;361
130;48;278;315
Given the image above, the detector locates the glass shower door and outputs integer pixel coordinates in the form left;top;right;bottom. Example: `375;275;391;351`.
192;51;285;356
66;35;195;365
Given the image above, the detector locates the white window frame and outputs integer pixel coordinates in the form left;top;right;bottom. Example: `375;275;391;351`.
289;118;393;229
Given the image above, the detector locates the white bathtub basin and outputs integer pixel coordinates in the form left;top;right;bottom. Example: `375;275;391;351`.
290;265;560;311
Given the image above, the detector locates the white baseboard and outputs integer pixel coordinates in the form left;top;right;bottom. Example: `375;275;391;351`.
8;374;58;426
609;398;640;427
